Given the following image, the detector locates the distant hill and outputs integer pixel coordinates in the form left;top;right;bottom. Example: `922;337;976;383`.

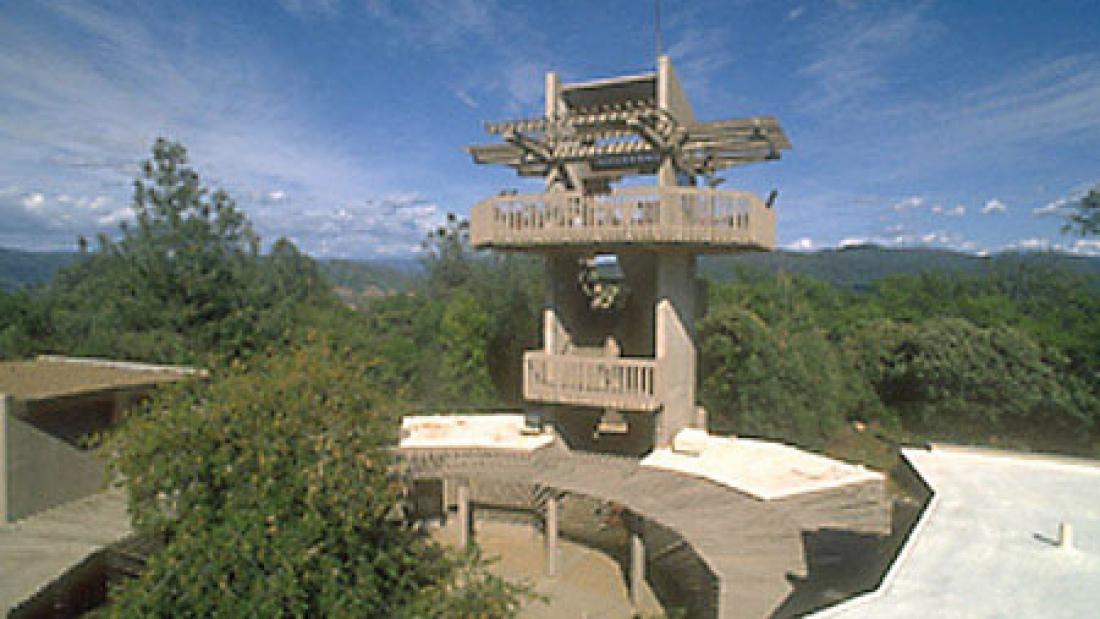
2;245;1097;296
0;247;83;291
319;258;419;307
702;245;1100;290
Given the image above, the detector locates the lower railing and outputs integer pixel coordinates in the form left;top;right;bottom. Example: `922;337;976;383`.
524;351;660;411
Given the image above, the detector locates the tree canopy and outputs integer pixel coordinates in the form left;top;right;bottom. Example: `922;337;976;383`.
1;138;335;364
1064;188;1100;237
103;339;528;618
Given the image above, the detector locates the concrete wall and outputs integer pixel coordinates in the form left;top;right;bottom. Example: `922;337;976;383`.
1;394;115;523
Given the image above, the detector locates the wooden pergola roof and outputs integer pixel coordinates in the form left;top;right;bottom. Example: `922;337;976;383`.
468;107;790;180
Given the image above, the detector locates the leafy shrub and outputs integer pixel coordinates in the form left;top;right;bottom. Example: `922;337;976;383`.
103;339;528;617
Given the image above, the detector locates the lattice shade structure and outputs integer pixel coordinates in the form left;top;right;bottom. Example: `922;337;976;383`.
468;70;790;184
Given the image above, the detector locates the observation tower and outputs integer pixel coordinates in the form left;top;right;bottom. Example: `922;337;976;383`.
467;56;790;451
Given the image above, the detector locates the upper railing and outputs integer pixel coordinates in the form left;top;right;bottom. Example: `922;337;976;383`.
524;351;659;411
470;186;775;251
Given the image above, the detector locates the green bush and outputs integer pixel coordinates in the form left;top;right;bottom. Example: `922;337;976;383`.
103;340;528;617
699;304;880;450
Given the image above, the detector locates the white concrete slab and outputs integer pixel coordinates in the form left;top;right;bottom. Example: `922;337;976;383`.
812;445;1100;619
399;415;554;451
0;489;130;614
640;431;882;500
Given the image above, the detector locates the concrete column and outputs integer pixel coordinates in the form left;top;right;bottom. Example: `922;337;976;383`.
1;395;10;523
544;255;573;355
545;493;559;577
630;529;646;610
457;480;470;550
546;493;561;575
545;71;560;118
655;253;697;447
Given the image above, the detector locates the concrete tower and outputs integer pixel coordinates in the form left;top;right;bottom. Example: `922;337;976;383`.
467;57;790;452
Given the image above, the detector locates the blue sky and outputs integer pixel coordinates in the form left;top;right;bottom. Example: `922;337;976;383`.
1;0;1097;258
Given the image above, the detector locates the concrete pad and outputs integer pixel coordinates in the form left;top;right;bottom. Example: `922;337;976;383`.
0;489;130;615
812;445;1100;619
433;519;662;618
400;415;554;451
641;431;883;500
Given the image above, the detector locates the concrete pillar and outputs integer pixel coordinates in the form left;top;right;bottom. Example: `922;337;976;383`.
545;493;560;577
630;529;646;610
544;255;573;355
457;480;470;549
655;253;697;447
1;395;10;523
545;71;560;118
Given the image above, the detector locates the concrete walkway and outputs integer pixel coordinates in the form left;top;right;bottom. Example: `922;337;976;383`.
434;518;663;618
0;489;130;616
401;447;888;618
812;445;1100;618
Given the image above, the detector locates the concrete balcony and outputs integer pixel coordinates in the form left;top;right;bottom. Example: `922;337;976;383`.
523;351;659;411
470;186;775;252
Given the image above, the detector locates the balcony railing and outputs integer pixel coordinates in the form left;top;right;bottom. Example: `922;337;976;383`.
470;186;775;250
524;351;660;411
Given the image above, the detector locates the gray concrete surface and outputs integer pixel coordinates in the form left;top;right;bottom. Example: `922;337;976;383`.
402;446;890;618
434;518;663;618
0;488;130;615
812;444;1100;619
2;395;109;523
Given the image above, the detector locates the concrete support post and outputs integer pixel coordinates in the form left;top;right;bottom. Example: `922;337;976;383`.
545;71;560;118
630;528;646;610
655;253;697;447
545;493;560;577
544;256;573;355
457;480;471;550
0;395;10;523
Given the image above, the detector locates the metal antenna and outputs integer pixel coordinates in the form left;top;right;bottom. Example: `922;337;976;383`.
655;0;663;59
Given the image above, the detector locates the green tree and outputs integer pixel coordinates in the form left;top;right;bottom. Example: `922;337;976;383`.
103;339;527;617
36;138;334;363
421;213;474;292
1063;188;1100;236
439;290;496;404
846;317;1097;452
699;304;880;450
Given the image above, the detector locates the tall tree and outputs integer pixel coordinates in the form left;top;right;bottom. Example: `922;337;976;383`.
1063;188;1100;236
40;138;333;362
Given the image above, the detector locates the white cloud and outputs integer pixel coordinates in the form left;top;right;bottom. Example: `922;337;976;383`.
981;199;1006;214
277;0;340;19
22;193;45;210
1071;239;1100;256
931;204;965;216
801;5;939;110
361;0;553;113
1032;184;1096;216
788;7;806;21
785;237;815;251
1033;199;1067;216
662;17;739;104
891;195;924;211
1009;237;1051;251
454;89;478;109
0;1;439;257
838;237;868;248
901;55;1100;168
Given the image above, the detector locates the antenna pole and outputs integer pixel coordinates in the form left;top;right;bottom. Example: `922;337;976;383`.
655;0;662;59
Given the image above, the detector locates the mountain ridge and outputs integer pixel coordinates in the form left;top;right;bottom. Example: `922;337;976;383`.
1;244;1097;293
